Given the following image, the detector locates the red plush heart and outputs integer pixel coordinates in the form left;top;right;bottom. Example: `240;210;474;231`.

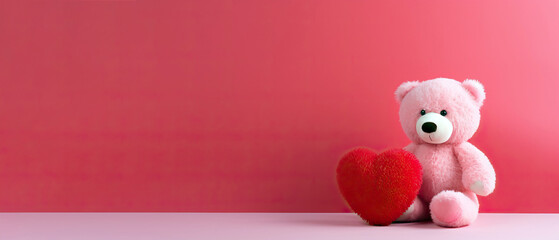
336;148;422;226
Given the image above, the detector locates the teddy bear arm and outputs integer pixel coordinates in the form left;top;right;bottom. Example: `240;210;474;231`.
403;143;418;154
454;142;496;196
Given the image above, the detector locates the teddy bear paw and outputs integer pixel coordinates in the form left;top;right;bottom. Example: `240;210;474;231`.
395;203;415;222
469;181;488;196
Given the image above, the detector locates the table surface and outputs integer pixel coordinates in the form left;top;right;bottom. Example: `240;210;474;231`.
0;213;557;240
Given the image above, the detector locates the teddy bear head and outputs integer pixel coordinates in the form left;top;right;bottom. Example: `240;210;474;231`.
395;78;485;145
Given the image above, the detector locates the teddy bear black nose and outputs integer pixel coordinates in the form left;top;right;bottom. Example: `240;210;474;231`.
422;122;437;133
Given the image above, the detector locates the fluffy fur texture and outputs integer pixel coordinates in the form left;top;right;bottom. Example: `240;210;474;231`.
395;78;496;227
337;148;422;226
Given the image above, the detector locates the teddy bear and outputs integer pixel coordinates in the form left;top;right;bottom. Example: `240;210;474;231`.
337;78;496;228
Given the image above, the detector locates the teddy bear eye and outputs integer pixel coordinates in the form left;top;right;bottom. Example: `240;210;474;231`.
440;110;447;116
420;109;426;116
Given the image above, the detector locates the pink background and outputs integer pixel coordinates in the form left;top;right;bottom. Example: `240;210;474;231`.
1;1;558;212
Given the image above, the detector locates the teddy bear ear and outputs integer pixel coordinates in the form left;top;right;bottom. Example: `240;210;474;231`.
462;79;486;106
395;81;420;104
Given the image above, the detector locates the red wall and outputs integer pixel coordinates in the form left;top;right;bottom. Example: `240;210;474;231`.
1;0;558;212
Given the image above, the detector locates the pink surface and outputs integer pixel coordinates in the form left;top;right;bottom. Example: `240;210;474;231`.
1;1;559;212
1;213;558;240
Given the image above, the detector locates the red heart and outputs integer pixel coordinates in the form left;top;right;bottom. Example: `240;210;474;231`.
336;148;422;226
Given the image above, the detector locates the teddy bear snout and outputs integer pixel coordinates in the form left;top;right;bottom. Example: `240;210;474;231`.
421;122;437;133
415;112;453;144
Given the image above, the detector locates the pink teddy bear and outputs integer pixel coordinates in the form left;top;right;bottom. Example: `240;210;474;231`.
394;78;496;227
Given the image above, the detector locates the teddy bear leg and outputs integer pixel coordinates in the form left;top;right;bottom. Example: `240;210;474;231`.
394;196;429;222
430;190;479;227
